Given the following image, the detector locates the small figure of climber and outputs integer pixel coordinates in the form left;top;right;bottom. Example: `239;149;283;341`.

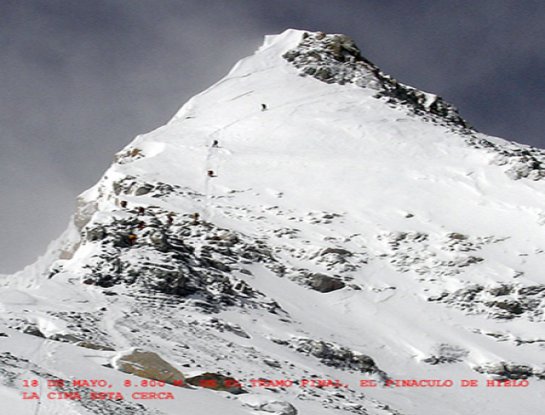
128;233;137;246
120;200;128;208
207;170;216;177
261;103;267;111
137;206;145;216
167;213;175;225
211;139;219;148
137;221;146;230
191;212;200;224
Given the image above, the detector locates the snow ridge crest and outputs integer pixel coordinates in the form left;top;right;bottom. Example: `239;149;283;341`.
283;31;471;130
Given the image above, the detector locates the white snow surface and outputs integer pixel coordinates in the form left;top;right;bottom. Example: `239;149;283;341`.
1;29;544;415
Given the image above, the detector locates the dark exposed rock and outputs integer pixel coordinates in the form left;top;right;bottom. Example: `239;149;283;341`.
289;338;387;379
283;32;470;130
321;247;352;256
22;324;45;338
447;232;467;241
263;359;282;368
186;372;245;394
55;199;284;313
199;257;231;272
423;344;469;365
206;317;250;339
308;273;345;293
486;300;524;315
134;184;153;196
488;284;513;296
49;333;83;343
111;176;204;200
148;230;171;251
85;225;106;241
75;341;115;351
518;285;545;296
114;147;145;164
474;362;543;380
270;338;290;346
441;283;545;321
379;231;429;250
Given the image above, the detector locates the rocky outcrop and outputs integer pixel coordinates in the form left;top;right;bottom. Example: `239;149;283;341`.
113;349;186;386
114;147;145;164
468;136;545;181
284;32;545;183
474;361;544;380
186;372;245;394
75;341;115;351
203;317;251;339
242;399;298;415
308;273;345;293
423;344;469;365
53;179;286;313
377;231;489;280
286;337;387;378
21;324;45;338
433;283;545;321
309;246;366;273
283;32;470;130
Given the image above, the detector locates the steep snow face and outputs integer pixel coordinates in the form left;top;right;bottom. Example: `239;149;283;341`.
2;29;545;415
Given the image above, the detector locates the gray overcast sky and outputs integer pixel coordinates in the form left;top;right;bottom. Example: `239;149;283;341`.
1;0;544;273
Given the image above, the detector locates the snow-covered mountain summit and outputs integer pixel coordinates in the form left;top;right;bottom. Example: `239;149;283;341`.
1;29;544;415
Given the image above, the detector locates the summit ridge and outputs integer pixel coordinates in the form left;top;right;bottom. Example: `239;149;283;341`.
283;31;470;129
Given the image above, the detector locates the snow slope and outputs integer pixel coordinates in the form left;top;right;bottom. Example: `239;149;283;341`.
1;29;544;415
